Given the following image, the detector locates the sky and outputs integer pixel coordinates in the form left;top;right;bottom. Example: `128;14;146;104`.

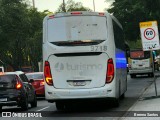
28;0;113;13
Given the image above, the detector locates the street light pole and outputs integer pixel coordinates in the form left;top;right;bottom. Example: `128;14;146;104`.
63;0;66;12
93;0;95;12
32;0;35;8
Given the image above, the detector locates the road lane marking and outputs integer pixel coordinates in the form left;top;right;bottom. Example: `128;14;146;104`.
37;106;50;111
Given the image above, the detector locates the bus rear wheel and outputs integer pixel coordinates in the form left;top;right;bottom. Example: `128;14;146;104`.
120;93;125;99
55;101;65;111
130;74;136;78
112;98;120;107
149;73;154;77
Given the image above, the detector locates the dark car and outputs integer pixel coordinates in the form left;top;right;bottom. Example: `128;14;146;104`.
26;72;45;97
0;71;37;111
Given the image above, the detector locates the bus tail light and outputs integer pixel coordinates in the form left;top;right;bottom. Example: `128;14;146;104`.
99;12;105;16
48;15;54;19
71;12;82;15
106;58;114;83
44;61;53;85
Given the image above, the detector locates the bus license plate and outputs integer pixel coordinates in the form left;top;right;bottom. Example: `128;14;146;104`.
73;81;86;86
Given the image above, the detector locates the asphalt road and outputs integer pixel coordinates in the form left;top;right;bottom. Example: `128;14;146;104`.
0;74;155;120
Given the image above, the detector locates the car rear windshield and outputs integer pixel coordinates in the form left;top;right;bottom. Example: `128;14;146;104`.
0;74;16;85
0;68;3;72
26;74;43;80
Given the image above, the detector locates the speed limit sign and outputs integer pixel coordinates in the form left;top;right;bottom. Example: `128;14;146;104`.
140;21;160;51
144;28;155;40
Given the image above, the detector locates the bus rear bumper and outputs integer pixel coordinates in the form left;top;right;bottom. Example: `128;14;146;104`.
45;85;117;101
129;68;153;74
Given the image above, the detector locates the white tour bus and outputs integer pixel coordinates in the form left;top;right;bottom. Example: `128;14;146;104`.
43;11;127;110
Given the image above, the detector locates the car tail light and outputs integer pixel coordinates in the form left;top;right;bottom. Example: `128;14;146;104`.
40;81;45;86
128;64;131;68
106;58;114;83
16;83;22;90
44;61;53;85
15;75;22;90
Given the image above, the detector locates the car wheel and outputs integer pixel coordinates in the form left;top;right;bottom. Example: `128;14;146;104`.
55;101;65;111
21;97;28;110
31;95;37;108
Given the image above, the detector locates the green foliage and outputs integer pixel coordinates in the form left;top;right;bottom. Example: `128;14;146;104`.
127;40;142;49
0;0;46;71
25;9;46;71
56;0;92;13
0;0;29;70
106;0;160;41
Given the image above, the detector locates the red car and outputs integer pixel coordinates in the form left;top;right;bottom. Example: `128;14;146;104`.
26;72;45;97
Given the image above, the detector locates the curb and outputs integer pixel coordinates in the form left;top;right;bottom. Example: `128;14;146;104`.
119;76;157;120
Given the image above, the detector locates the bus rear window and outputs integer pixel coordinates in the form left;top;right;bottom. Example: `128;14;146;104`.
47;16;107;42
130;51;150;59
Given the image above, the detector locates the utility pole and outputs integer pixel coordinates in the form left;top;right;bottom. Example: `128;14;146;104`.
93;0;95;11
32;0;35;8
63;0;66;12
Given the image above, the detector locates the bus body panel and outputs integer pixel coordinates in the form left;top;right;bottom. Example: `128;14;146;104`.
43;11;127;103
48;53;108;89
131;59;150;69
115;48;127;95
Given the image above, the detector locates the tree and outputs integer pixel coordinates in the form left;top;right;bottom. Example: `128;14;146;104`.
24;8;46;71
0;0;46;71
106;0;160;41
56;0;92;12
0;0;30;70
